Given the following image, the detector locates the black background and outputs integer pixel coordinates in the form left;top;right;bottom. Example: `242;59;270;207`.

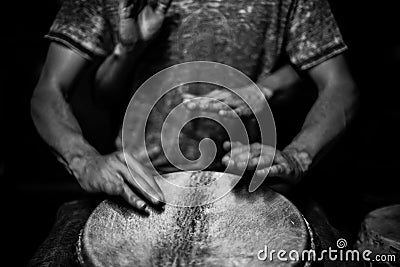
6;0;400;265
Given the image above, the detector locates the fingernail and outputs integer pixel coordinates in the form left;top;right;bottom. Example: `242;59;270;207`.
200;103;208;109
150;194;163;205
187;102;196;109
157;194;165;203
238;161;246;168
137;200;146;209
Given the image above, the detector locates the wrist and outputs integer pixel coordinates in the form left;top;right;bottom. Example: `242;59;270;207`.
65;149;99;178
113;41;147;58
256;83;273;99
282;147;313;176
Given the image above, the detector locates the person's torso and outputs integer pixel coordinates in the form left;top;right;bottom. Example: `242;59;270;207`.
106;0;291;168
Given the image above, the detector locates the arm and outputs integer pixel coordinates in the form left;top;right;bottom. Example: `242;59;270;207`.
257;64;302;102
31;43;94;167
283;55;358;170
223;55;358;193
93;0;172;106
94;43;146;105
31;43;164;210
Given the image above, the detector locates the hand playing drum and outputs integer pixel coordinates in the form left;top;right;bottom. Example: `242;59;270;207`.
221;141;311;194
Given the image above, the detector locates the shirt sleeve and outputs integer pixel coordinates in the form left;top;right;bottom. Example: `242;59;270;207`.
285;0;348;70
45;0;112;60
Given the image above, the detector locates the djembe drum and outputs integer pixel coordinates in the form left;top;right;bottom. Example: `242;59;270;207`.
78;171;314;266
356;205;400;266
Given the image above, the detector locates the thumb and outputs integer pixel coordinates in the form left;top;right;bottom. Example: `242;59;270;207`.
153;0;173;15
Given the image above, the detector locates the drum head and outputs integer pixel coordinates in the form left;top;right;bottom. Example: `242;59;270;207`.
80;171;310;266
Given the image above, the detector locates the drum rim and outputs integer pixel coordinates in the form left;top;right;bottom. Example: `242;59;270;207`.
79;171;311;267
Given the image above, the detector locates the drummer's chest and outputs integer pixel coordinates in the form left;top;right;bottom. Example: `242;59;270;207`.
164;0;273;56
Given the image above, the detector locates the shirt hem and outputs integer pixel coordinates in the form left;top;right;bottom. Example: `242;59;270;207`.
45;32;106;60
298;43;348;70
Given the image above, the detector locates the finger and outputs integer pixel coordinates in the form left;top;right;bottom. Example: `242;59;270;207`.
229;146;251;169
229;144;250;157
221;153;230;166
136;145;161;161
184;98;226;112
256;167;270;177
261;87;273;99
119;0;129;9
115;136;122;150
184;98;200;110
229;141;245;149
117;153;165;205
149;154;169;168
223;141;231;151
250;142;263;150
253;144;276;159
267;164;287;177
119;0;134;18
196;98;227;111
255;154;274;169
207;99;229;112
154;0;172;14
218;108;237;117
121;183;148;211
222;155;237;170
124;153;165;203
232;152;251;169
248;157;260;168
181;93;196;100
234;105;251;116
204;89;231;99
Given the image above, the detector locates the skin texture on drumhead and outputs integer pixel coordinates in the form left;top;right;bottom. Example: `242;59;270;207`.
80;171;310;266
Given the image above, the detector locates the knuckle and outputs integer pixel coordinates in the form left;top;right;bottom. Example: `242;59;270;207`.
113;182;124;195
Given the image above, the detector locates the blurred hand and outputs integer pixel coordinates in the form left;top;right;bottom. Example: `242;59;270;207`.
71;151;165;211
222;141;309;192
118;0;172;46
182;85;271;117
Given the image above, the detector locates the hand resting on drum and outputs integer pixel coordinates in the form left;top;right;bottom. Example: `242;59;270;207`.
69;150;165;212
222;141;311;193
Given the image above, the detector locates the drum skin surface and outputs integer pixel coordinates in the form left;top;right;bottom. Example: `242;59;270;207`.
80;171;310;266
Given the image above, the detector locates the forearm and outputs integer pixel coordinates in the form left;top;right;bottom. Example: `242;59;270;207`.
257;64;301;99
284;81;358;171
94;43;146;104
31;86;98;175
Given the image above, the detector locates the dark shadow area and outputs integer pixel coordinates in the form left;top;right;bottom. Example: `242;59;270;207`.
6;0;400;265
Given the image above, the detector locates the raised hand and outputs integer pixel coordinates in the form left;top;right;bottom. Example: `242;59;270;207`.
182;85;272;117
118;0;172;47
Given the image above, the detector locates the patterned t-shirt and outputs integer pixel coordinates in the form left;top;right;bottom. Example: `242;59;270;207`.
46;0;347;166
47;0;346;75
